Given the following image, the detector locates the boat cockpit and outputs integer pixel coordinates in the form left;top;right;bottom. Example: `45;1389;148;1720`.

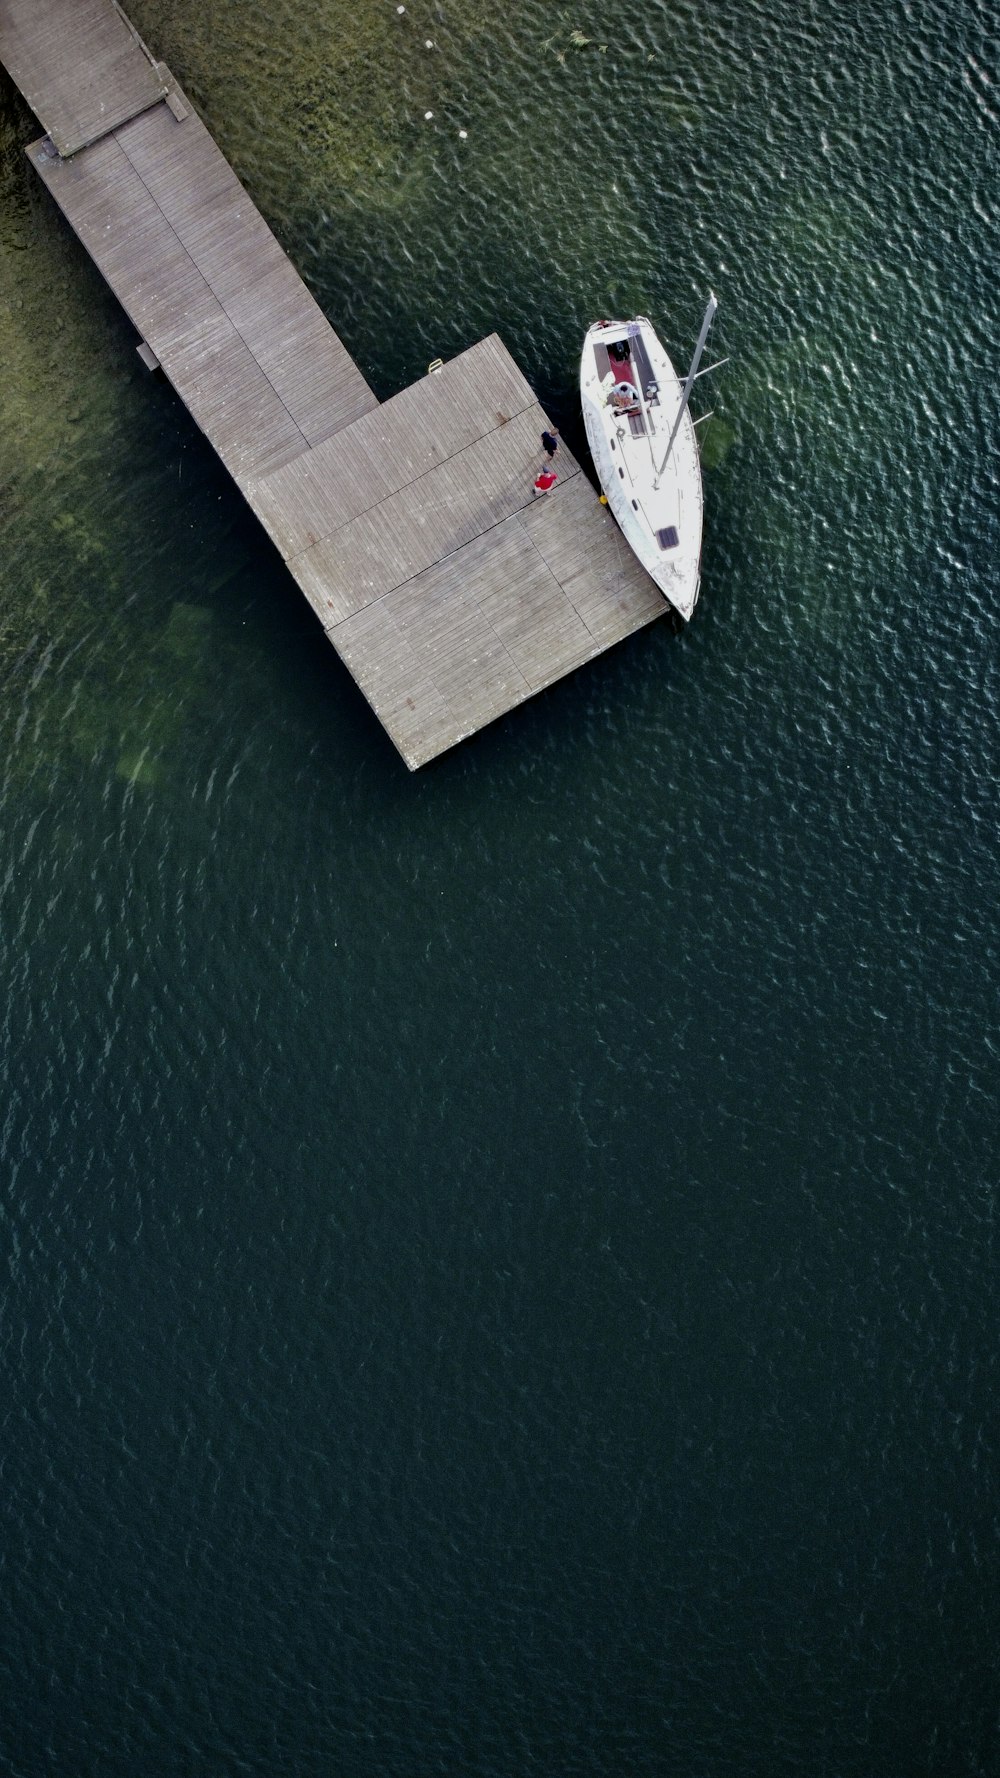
591;331;661;436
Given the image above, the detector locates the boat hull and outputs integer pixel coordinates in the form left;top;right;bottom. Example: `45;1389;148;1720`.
580;317;703;620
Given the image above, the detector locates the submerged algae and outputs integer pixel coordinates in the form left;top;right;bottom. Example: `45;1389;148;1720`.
127;0;515;217
111;603;215;786
698;417;736;471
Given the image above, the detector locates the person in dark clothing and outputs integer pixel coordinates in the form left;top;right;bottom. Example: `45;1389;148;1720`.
541;427;559;460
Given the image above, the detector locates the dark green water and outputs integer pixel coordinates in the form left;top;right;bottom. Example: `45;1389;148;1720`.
1;2;997;1773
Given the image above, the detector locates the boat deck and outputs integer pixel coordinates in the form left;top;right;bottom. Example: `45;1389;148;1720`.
591;332;660;408
581;318;704;620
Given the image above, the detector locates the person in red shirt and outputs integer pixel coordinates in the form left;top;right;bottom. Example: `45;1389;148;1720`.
533;465;558;495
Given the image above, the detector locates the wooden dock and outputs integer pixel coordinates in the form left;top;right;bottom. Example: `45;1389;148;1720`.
1;0;666;768
0;0;166;156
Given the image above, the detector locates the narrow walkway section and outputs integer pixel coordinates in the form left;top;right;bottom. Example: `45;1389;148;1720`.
30;87;379;478
0;0;166;156
3;2;665;768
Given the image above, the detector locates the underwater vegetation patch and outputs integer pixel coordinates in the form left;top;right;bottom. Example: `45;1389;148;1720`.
104;605;213;788
52;510;107;564
128;0;515;222
116;747;159;787
160;600;212;661
698;417;736;470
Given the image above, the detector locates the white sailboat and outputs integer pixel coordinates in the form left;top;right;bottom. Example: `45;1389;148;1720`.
580;296;719;621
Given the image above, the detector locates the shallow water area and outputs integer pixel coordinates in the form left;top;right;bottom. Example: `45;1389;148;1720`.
1;2;998;1774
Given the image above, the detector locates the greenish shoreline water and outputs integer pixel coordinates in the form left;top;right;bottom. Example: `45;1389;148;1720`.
1;3;997;1773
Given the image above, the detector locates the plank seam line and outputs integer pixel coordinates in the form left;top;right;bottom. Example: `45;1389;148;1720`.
286;449;581;576
462;540;567;699
111;0;161;72
512;510;603;650
320;467;583;614
325;598;466;768
276;390;544;564
325;524;541;722
324;525;536;721
515;504;604;646
334;579;532;749
112;118;313;467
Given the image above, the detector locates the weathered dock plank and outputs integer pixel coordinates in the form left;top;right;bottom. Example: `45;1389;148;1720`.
0;0;165;156
522;481;667;647
30;92;378;483
113;97;376;446
245;340;553;563
290;402;563;627
322;468;662;769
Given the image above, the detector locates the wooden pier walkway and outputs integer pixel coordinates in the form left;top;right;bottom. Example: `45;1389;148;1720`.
1;0;665;768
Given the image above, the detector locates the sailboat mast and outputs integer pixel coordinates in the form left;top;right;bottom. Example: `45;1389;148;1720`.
653;293;718;488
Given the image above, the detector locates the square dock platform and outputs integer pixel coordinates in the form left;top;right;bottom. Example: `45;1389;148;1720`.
245;338;667;767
